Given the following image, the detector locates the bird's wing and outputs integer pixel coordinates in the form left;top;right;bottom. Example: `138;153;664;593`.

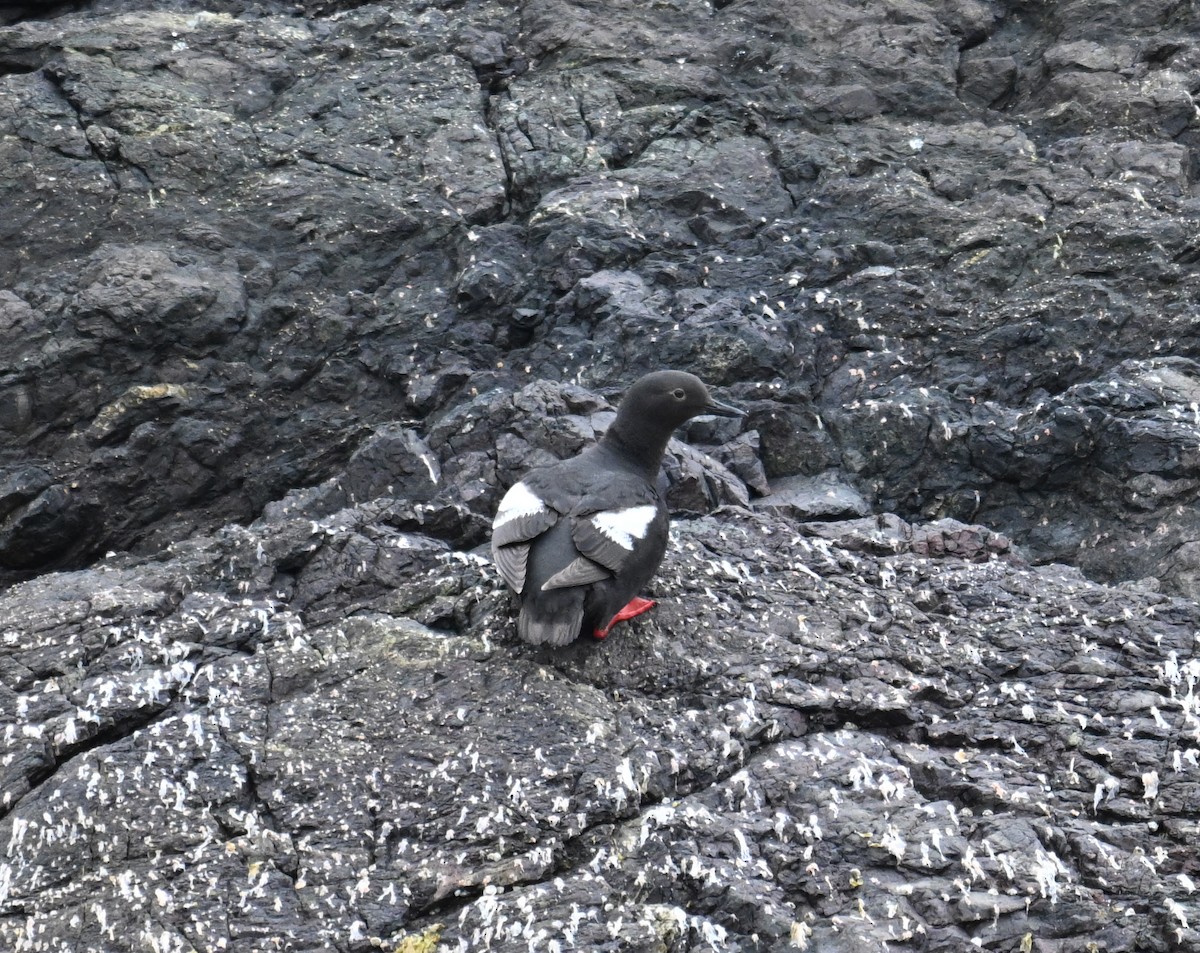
492;543;530;596
572;502;664;576
491;480;558;593
539;555;611;591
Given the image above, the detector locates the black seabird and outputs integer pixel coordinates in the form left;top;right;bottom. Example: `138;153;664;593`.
491;370;743;646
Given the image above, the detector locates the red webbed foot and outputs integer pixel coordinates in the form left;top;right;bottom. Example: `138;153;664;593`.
592;597;657;639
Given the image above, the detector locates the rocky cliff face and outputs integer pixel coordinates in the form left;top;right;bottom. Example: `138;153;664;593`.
3;0;1200;951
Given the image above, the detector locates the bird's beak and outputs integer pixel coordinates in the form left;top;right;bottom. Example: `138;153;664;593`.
703;397;744;418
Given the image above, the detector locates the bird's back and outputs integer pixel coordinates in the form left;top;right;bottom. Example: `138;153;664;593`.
510;448;668;645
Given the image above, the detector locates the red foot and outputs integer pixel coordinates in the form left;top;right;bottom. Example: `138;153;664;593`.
592;597;657;639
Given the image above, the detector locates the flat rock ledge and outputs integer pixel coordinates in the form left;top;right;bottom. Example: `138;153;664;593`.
3;499;1198;953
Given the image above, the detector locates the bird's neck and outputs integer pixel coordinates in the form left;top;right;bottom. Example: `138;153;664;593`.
600;416;672;481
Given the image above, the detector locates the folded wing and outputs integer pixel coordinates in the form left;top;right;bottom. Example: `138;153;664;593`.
493;469;666;638
491;481;557;593
572;504;659;577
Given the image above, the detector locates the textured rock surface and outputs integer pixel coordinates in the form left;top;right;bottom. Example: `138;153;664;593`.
4;496;1200;952
2;0;1200;594
4;0;1200;950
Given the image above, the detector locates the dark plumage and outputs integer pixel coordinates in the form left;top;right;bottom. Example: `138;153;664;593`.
491;370;743;646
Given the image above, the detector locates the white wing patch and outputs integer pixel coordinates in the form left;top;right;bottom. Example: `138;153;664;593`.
493;481;547;528
591;505;657;551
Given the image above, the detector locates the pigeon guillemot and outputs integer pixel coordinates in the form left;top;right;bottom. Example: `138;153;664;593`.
491;370;743;646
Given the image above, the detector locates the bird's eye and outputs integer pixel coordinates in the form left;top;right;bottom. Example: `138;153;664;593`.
672;388;686;399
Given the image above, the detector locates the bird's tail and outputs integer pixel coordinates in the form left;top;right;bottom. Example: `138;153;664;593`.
518;603;584;646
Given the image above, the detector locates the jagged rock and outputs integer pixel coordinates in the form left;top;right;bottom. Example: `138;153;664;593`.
707;430;771;496
3;501;1199;952
6;0;1200;948
756;470;871;520
3;0;1200;595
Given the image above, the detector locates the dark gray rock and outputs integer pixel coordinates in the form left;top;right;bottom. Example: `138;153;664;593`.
4;497;1199;952
756;470;872;520
6;0;1200;948
4;0;1200;594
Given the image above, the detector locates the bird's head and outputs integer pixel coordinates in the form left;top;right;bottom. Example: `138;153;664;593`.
616;370;743;432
